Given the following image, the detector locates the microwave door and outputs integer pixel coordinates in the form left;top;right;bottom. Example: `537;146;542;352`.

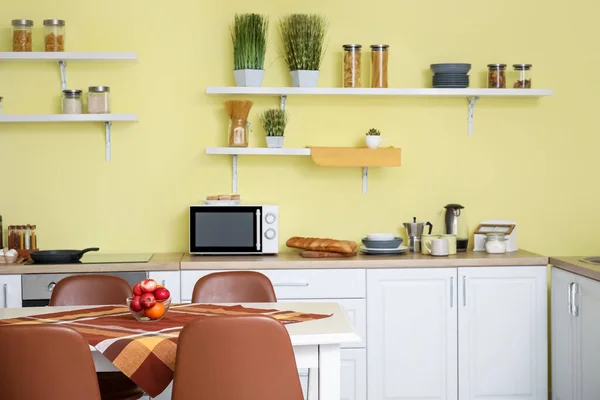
190;206;261;254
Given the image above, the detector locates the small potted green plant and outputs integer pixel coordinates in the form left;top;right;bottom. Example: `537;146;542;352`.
365;128;382;149
260;109;288;148
279;14;327;87
232;13;269;87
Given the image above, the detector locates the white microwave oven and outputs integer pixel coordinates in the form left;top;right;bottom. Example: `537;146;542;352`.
189;204;278;255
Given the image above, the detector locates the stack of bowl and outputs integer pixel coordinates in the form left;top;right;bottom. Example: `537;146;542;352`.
430;63;471;88
361;233;408;255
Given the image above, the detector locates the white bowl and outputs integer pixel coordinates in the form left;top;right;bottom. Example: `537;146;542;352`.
366;233;396;241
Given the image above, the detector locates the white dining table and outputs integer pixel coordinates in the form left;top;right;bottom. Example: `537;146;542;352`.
0;302;360;400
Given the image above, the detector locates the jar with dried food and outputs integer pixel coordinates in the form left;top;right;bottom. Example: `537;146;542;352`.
62;90;83;114
342;44;362;88
87;86;111;114
487;64;507;88
12;19;33;52
44;19;65;52
228;118;249;147
371;44;389;88
512;64;532;88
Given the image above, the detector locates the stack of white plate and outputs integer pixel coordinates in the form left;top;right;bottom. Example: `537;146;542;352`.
361;233;409;255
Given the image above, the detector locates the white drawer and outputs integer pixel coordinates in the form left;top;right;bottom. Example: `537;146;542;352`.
281;298;366;348
181;269;366;301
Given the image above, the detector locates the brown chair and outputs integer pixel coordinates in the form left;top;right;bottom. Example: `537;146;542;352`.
49;274;144;400
191;271;277;303
172;315;304;400
0;325;102;400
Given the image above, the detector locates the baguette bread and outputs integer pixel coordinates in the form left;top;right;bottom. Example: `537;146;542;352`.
286;237;357;254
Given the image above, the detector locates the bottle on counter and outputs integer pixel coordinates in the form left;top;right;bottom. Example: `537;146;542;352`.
12;19;33;52
24;225;31;250
87;86;111;114
342;44;362;88
43;19;65;52
31;225;37;249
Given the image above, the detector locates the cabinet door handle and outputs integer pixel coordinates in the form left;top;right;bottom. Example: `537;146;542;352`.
572;283;579;317
450;277;454;308
568;282;573;316
462;276;467;307
3;284;7;308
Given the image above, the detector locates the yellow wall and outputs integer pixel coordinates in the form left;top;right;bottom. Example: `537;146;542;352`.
0;0;596;255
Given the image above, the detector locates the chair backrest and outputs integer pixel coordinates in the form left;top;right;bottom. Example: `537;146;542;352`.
172;315;304;400
191;271;277;303
50;274;132;306
0;325;102;400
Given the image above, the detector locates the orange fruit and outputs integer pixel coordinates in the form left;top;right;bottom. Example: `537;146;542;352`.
144;302;166;320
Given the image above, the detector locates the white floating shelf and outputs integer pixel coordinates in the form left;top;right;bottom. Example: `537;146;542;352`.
0;114;138;123
0;52;137;61
206;87;553;97
206;147;310;156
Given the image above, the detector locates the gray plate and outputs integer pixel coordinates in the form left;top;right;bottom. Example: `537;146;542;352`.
362;237;403;249
361;246;409;255
430;63;472;74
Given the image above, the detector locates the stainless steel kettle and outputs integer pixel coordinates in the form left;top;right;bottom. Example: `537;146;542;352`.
444;204;468;252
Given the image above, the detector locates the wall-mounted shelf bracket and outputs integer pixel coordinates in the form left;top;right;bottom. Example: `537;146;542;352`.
467;96;480;136
104;121;112;161
59;60;67;91
280;95;288;111
232;155;238;193
362;167;369;194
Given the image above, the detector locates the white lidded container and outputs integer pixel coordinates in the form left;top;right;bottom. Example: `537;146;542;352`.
62;89;83;114
484;233;507;254
87;86;111;114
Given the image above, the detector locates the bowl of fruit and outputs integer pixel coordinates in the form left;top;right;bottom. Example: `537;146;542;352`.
127;279;171;322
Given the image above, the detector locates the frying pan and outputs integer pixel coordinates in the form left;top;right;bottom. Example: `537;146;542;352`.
30;247;100;264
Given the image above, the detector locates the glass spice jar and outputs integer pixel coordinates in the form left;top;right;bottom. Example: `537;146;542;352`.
43;19;65;52
487;64;507;88
228;118;249;147
371;44;389;88
342;44;362;88
484;233;507;254
513;64;532;88
12;19;33;52
87;86;111;114
62;90;83;114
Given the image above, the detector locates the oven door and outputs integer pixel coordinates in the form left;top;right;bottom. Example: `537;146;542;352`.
190;206;262;254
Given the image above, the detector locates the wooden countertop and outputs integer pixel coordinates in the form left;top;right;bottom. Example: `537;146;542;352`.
181;250;547;270
550;256;600;282
0;253;183;275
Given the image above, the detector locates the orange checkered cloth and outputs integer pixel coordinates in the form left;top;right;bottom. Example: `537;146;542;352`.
0;303;331;397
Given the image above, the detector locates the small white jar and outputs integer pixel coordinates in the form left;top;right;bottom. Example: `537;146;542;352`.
485;233;507;254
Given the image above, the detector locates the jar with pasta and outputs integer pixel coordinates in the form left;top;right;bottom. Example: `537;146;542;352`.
512;64;532;88
371;44;389;88
487;64;507;88
12;20;33;52
342;44;362;88
44;19;65;52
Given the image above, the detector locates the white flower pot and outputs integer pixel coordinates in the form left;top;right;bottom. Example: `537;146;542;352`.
365;135;382;149
234;69;265;87
290;70;320;87
266;136;285;148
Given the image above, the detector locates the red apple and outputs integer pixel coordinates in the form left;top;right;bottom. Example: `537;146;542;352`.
140;293;156;309
154;287;170;301
132;284;143;296
129;296;143;312
140;279;157;293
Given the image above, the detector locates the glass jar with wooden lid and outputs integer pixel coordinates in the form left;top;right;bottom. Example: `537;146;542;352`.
43;19;65;52
371;44;389;88
342;44;362;88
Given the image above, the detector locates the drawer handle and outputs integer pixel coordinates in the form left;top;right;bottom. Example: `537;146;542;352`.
273;282;309;287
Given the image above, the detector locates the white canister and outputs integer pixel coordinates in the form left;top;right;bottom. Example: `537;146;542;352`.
484;233;507;254
87;86;111;114
62;90;83;114
440;234;457;255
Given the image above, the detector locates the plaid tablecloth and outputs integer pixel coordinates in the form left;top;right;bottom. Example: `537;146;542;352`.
0;303;331;397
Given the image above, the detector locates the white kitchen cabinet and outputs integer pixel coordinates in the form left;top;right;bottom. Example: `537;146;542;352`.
148;271;181;303
553;267;600;400
551;267;576;400
458;266;547;400
367;268;458;400
0;275;21;308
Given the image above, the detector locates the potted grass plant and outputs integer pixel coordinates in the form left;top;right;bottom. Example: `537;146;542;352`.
260;109;288;148
279;14;327;87
365;128;382;149
232;13;269;87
